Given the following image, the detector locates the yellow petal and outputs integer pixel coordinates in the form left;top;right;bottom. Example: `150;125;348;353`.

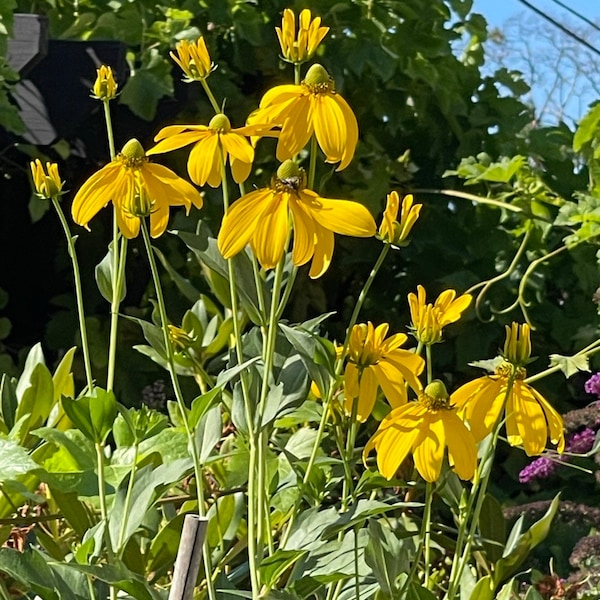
143;162;202;210
413;413;445;482
188;134;221;187
290;199;317;266
147;128;208;155
299;190;376;237
355;367;378;422
277;96;313;161
71;162;123;226
218;189;275;259
250;192;290;269
308;221;334;278
444;411;477;480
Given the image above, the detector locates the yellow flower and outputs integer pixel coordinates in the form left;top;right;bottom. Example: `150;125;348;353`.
364;380;477;482
72;139;203;239
171;38;213;82
217;160;375;278
408;285;472;345
276;8;329;64
92;65;117;101
344;322;425;422
147;113;274;188
30;159;63;200
451;323;565;456
247;63;358;170
379;192;422;246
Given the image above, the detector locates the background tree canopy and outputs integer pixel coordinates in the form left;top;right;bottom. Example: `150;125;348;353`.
0;0;596;411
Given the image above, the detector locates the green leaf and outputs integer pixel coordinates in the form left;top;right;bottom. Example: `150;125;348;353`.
259;549;308;588
95;243;126;304
152;245;200;302
195;405;222;463
364;520;407;596
14;362;54;443
1;373;17;430
0;436;40;481
493;494;560;587
207;492;244;549
119;49;173;121
479;494;506;563
176;224;264;325
61;388;117;443
188;387;222;430
574;102;600;152
548;353;590;378
468;575;494;600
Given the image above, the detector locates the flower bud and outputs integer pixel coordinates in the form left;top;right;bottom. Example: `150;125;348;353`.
30;159;63;199
92;65;117;101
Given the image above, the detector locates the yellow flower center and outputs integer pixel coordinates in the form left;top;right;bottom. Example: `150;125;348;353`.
495;362;526;380
208;113;232;133
419;379;451;411
119;139;146;168
303;63;334;94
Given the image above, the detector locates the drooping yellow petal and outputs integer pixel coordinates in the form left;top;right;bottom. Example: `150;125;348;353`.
71;162;124;226
299;190;376;237
413;414;445;482
355;367;378;422
444;411;477;480
371;362;407;408
510;381;549;456
147;128;209;155
308;221;334;279
188;134;221;187
290;199;317;266
312;92;358;171
250;192;290;269
218;189;275;259
143;162;202;210
277;96;313;161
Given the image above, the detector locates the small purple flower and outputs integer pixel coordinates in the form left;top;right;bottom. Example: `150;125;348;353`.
585;373;600;398
519;456;558;483
566;427;596;454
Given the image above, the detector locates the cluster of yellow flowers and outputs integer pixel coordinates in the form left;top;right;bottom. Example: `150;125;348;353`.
29;7;566;488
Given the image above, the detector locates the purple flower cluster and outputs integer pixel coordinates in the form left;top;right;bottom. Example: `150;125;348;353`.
519;427;596;484
518;456;557;484
585;372;600;398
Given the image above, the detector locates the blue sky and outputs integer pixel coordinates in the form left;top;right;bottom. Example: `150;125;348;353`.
473;0;598;27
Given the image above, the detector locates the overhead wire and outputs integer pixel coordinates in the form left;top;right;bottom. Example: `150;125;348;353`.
547;0;600;35
516;0;600;57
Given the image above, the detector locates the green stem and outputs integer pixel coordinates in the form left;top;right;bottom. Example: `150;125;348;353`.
102;100;115;161
51;197;93;391
423;482;433;589
115;443;139;556
308;136;318;191
445;379;512;600
525;339;600;383
200;78;221;114
94;441;113;558
425;344;433;385
106;236;127;392
139;221;217;600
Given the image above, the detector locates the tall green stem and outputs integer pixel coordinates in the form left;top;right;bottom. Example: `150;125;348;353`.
51;197;93;391
115;443;139;556
445;379;513;600
201;78;221;114
280;243;390;549
140;221;217;600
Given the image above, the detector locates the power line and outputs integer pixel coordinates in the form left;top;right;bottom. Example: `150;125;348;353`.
516;0;600;57
547;0;600;35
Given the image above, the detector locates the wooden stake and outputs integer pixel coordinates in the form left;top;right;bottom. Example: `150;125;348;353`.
168;515;209;600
